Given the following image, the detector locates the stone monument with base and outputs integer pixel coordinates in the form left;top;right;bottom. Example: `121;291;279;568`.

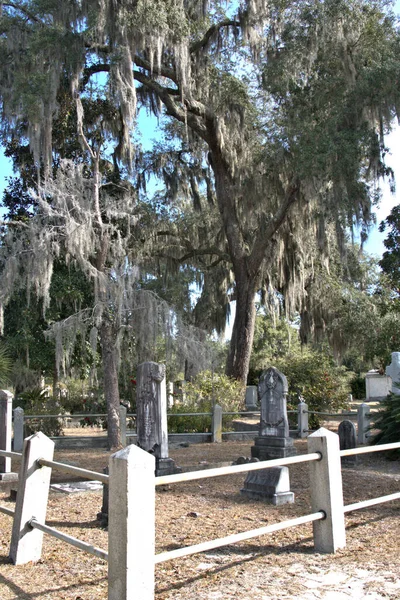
136;361;181;477
250;367;296;461
242;368;295;504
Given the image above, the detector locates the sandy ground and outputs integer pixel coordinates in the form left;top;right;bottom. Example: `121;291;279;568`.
0;438;399;599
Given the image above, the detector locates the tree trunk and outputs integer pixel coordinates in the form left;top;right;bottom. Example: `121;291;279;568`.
226;264;258;384
210;146;261;386
99;320;121;450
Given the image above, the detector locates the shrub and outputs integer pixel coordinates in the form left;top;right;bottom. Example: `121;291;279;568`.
370;393;400;459
16;387;64;437
272;349;351;429
350;374;366;400
168;371;244;433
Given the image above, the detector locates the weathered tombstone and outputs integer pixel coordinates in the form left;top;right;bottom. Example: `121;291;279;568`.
13;407;24;452
242;368;295;503
250;367;296;461
366;369;391;400
0;390;18;483
136;361;181;476
245;386;258;411
386;352;400;395
338;420;357;466
241;466;294;505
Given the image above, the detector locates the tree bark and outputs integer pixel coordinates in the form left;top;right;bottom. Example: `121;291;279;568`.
225;262;258;384
99;320;121;450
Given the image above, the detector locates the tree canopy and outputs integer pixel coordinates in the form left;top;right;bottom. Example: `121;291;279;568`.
1;1;400;439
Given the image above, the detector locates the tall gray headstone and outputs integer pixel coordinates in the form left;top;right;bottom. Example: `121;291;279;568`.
136;362;180;476
338;420;357;466
0;390;18;482
250;367;296;461
386;352;400;395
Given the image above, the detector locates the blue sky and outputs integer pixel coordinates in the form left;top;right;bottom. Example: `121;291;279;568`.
1;3;400;261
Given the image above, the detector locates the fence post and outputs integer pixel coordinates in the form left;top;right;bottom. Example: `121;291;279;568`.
297;400;308;438
9;432;54;564
357;403;370;445
307;427;346;553
108;444;155;600
0;390;14;476
212;404;223;443
13;407;24;452
119;405;127;447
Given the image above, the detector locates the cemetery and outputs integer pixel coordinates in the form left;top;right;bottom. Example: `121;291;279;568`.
0;362;399;599
1;3;400;598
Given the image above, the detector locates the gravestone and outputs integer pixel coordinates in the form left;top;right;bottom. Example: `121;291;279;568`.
250;367;296;461
241;466;294;504
338;420;357;466
386;352;400;395
0;390;18;483
245;386;258;411
365;370;391;400
136;361;181;476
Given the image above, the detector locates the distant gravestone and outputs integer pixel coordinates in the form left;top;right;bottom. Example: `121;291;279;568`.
250;367;296;461
386;352;400;395
136;361;181;476
245;386;258;411
365;370;391;400
338;420;357;466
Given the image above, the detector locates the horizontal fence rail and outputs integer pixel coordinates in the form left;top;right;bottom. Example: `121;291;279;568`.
340;442;400;456
0;505;15;517
0;449;21;459
155;511;325;564
156;452;322;486
37;458;109;484
344;492;400;513
29;517;108;561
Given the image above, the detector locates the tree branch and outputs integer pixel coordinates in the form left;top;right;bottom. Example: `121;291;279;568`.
3;2;41;23
190;19;240;54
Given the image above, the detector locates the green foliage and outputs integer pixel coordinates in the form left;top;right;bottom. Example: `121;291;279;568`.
0;342;12;387
379;205;400;295
249;311;300;382
350;374;366;400
16;387;64;437
273;349;351;429
370;393;400;458
60;378;107;428
168;371;244;433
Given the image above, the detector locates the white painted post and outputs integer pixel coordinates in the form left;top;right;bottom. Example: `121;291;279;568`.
307;427;346;553
108;444;155;600
0;390;14;474
9;432;55;564
119;405;127;447
357;403;370;445
298;401;308;438
212;404;223;443
13;407;24;452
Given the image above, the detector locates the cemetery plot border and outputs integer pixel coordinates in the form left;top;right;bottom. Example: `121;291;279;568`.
1;433;400;600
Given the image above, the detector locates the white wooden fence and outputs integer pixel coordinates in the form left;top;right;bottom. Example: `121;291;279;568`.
1;430;400;600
